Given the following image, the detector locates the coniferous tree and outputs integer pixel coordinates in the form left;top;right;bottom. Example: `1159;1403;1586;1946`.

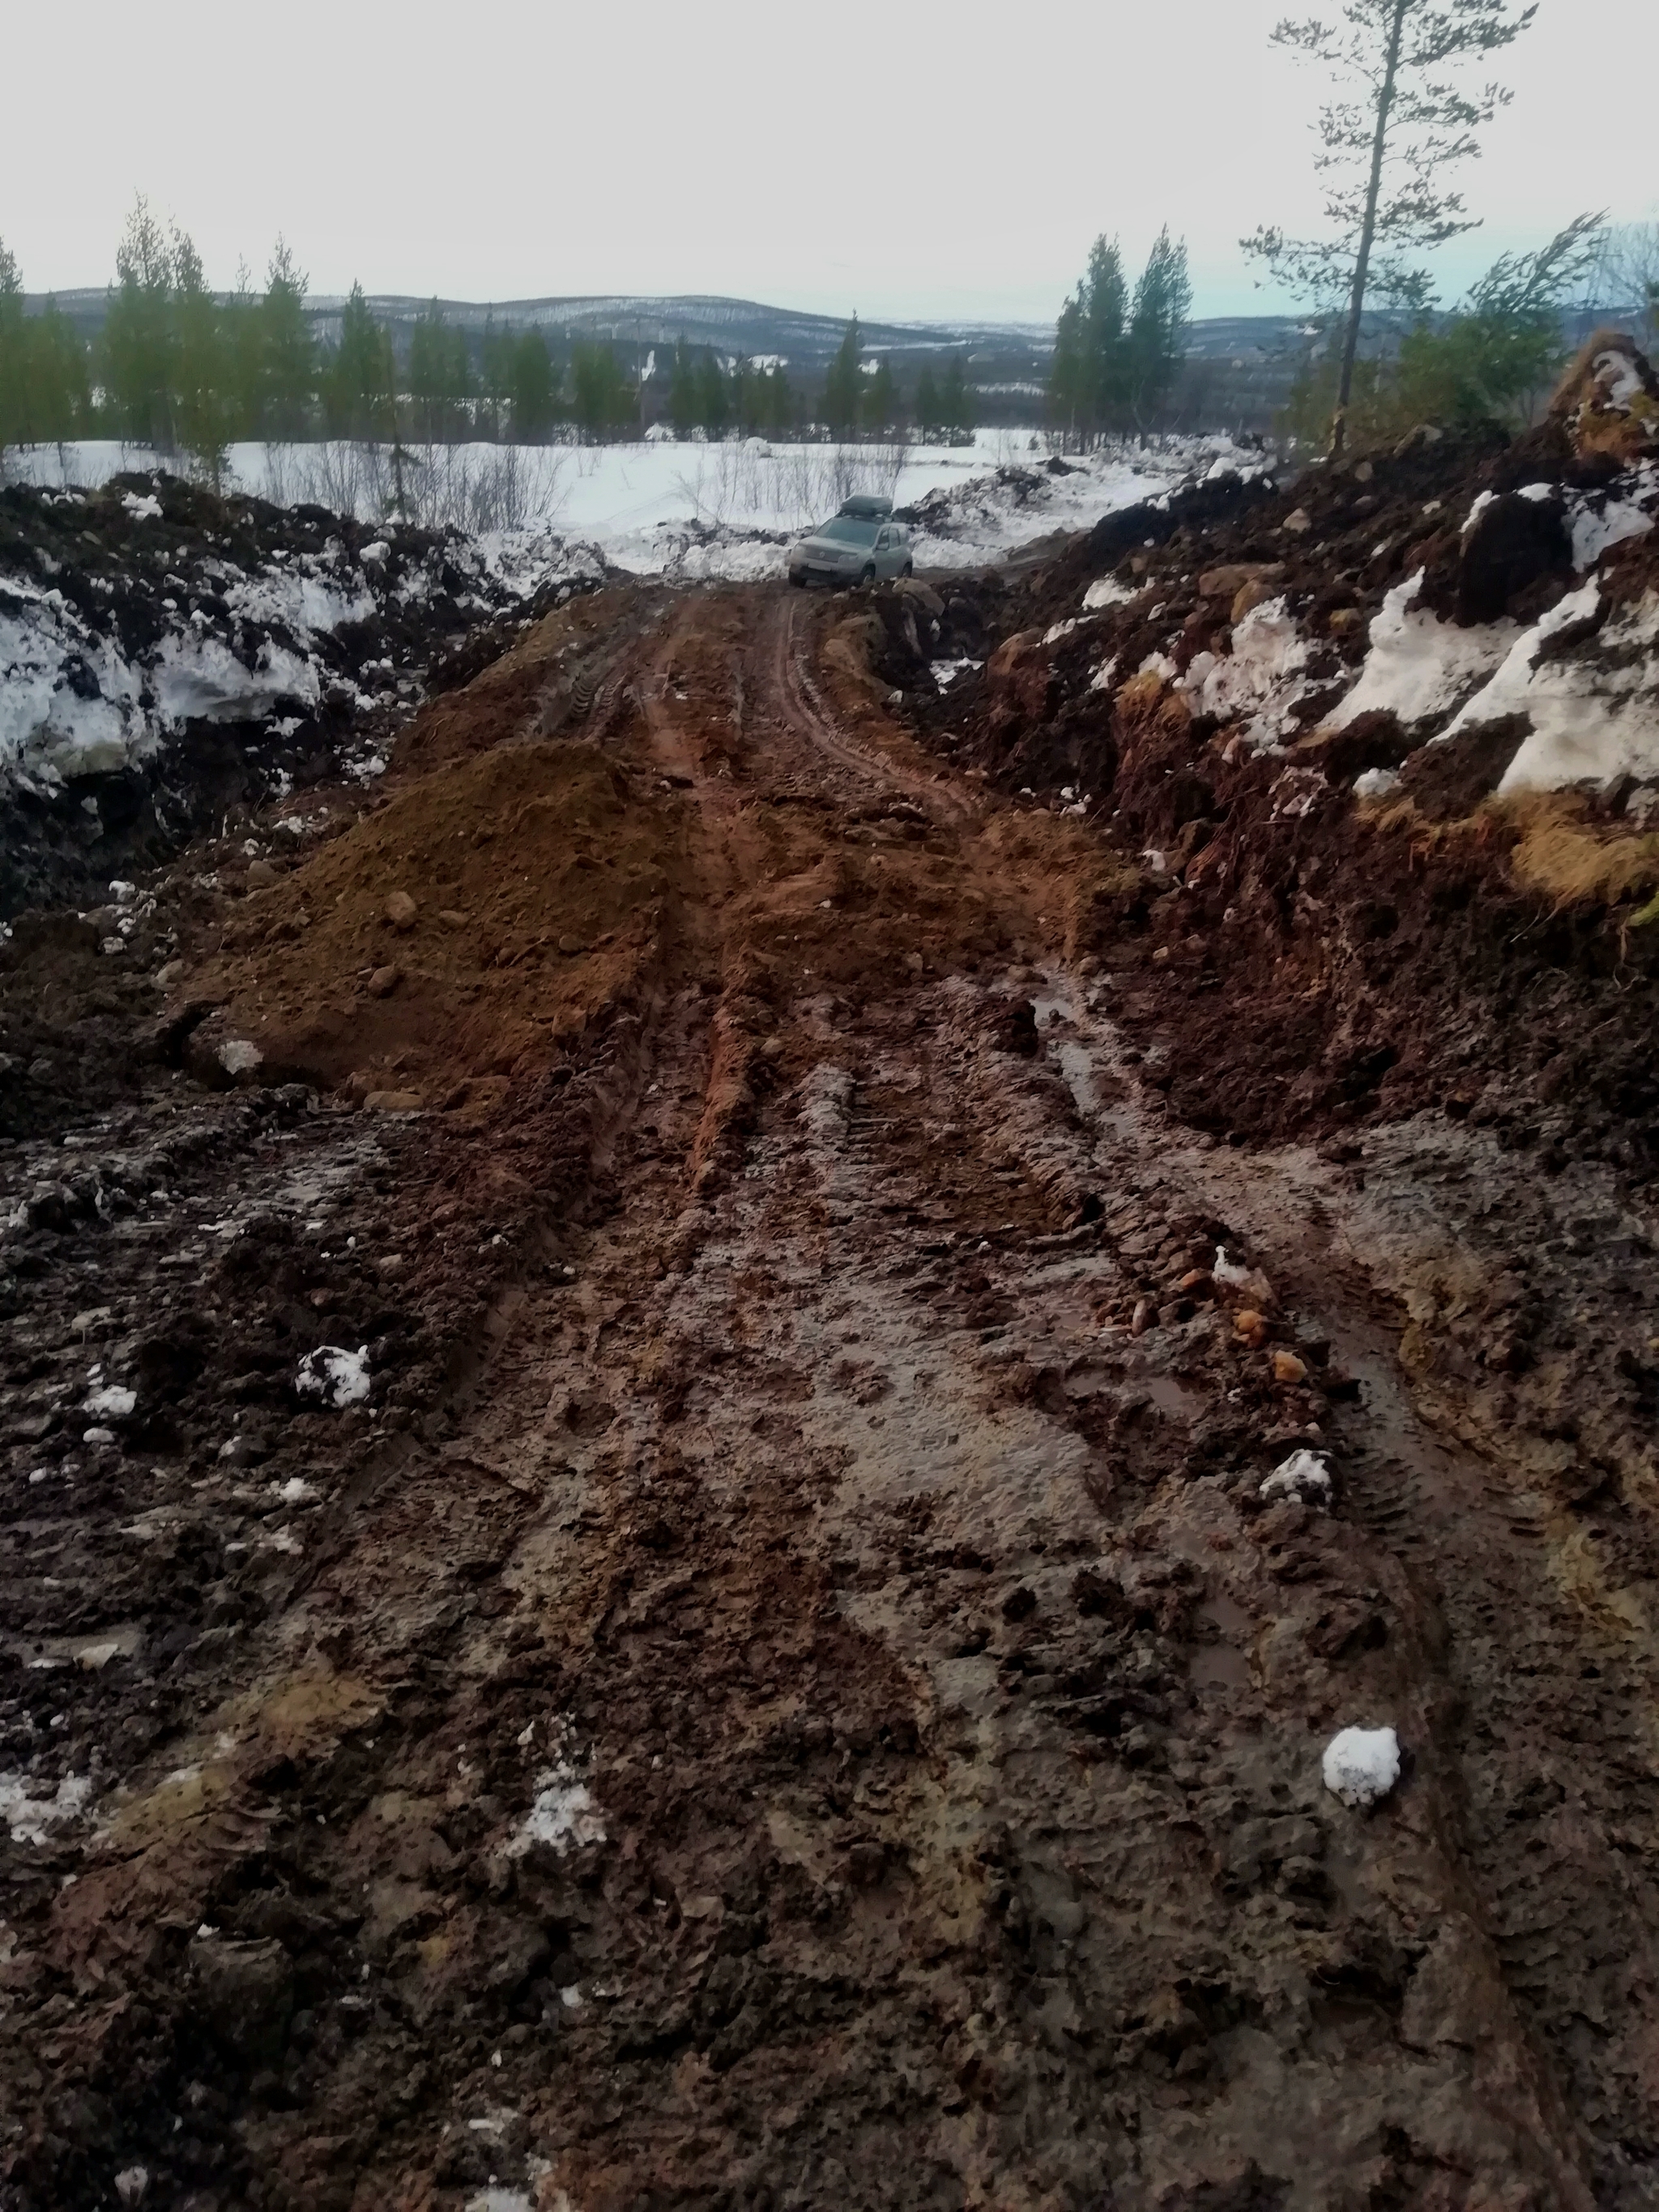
479;313;511;441
822;315;863;434
261;240;314;439
27;300;90;446
940;354;971;436
696;350;729;438
103;196;177;448
1243;0;1537;453
1047;237;1129;440
222;261;264;440
510;330;557;440
0;240;24;457
1125;228;1192;430
914;365;940;438
730;356;757;435
171;228;234;482
571;340;629;442
409;298;471;441
668;339;697;437
761;362;795;435
325;282;393;439
865;357;896;433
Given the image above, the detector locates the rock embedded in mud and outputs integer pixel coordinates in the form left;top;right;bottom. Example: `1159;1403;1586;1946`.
186;1934;294;2065
368;963;402;998
1322;1724;1401;1808
1272;1349;1308;1386
363;1088;424;1113
384;890;418;932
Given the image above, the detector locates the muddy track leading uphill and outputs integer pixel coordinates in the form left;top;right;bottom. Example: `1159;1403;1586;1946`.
3;573;1659;2212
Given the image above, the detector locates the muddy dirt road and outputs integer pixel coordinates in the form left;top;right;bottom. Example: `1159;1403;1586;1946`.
6;576;1659;2210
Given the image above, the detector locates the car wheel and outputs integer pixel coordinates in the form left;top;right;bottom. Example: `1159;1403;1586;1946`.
789;571;806;588
902;561;914;577
860;564;876;585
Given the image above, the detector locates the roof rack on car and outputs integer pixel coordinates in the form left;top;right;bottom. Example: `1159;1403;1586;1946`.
837;494;893;520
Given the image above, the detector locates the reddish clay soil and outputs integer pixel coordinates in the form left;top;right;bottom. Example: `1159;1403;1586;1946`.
4;559;1659;2212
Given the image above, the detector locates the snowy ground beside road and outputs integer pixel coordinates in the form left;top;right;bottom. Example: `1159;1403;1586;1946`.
4;430;1258;583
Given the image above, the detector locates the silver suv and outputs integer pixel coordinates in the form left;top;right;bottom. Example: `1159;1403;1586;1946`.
787;496;914;587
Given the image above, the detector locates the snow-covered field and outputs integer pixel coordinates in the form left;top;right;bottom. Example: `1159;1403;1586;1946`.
3;430;1251;583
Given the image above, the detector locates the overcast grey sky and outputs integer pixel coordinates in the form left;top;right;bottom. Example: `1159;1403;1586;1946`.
5;0;1655;326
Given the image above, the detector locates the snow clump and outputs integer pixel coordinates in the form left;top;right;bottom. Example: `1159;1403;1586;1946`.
510;1760;606;1856
1260;1449;1333;1505
1322;1725;1401;1808
83;1383;136;1420
295;1345;371;1407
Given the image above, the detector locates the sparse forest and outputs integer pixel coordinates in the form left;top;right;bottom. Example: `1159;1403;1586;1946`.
0;205;986;474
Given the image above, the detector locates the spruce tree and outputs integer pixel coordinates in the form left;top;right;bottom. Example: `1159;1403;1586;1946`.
28;300;89;446
261;241;314;440
668;338;697;437
1243;0;1537;453
915;365;940;438
1125;228;1192;431
171;228;234;485
1046;237;1129;441
865;357;896;433
940;355;971;437
103;196;177;449
0;240;23;458
696;350;729;438
822;315;863;435
326;282;392;440
762;363;795;435
511;330;556;441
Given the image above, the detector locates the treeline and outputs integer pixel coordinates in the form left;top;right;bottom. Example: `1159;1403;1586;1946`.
1048;228;1192;440
0;202;983;469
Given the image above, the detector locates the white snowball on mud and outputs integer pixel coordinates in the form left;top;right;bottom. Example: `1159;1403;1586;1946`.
1323;1725;1401;1808
83;1383;136;1419
1213;1245;1273;1305
295;1345;371;1407
1260;1449;1333;1505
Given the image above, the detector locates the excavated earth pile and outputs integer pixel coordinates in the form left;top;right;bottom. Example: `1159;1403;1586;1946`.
3;357;1659;2211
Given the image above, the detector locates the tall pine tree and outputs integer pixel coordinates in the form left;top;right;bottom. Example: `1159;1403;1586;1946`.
822;315;863;435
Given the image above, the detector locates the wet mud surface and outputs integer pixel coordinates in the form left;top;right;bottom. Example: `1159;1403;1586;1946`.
4;556;1659;2210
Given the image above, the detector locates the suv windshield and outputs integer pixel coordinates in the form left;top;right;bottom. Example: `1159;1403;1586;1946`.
815;517;878;544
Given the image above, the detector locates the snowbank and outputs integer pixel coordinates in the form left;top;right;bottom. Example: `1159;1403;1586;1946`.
1438;579;1659;792
1328;573;1516;732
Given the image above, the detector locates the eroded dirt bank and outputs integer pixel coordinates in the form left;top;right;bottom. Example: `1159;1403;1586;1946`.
4;538;1659;2210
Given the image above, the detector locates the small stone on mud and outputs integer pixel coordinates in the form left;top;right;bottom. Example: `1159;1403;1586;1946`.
363;1089;424;1113
437;908;468;928
1131;1299;1156;1336
1234;1309;1269;1348
384;890;418;932
1272;1349;1308;1386
368;964;401;998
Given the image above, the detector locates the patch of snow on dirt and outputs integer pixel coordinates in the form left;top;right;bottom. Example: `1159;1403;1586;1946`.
1180;595;1309;740
512;1760;605;1855
295;1345;371;1407
0;1770;93;1843
1328;571;1516;732
1438;582;1659;792
1260;1449;1333;1505
83;1383;136;1419
1322;1725;1401;1808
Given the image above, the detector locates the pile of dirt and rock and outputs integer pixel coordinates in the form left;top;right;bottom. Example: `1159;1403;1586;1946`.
876;334;1659;1173
0;472;607;918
